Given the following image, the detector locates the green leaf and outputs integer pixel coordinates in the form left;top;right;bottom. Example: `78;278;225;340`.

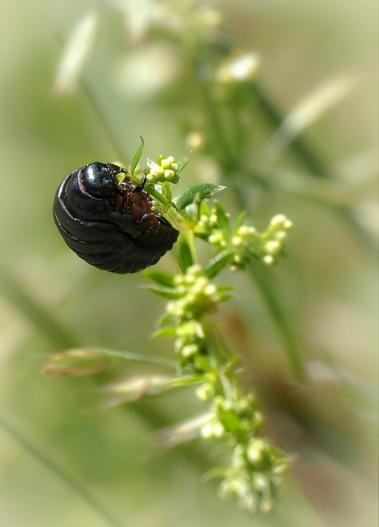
215;202;230;230
174;183;226;210
176;155;189;174
152;326;178;338
144;270;175;287
205;250;234;278
146;286;182;299
130;136;144;175
176;234;195;273
235;210;247;228
158;312;178;328
217;285;234;293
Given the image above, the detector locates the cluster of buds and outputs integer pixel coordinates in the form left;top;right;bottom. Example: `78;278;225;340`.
192;199;293;268
166;264;231;320
193;200;230;245
174;320;208;369
230;215;293;267
219;440;289;514
201;388;264;441
145;155;180;184
257;214;293;266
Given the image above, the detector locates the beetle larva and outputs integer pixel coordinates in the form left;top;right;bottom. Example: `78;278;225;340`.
53;162;178;273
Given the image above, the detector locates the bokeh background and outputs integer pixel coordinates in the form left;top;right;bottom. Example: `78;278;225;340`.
0;1;377;526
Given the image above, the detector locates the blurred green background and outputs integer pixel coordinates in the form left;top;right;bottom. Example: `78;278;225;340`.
0;1;377;526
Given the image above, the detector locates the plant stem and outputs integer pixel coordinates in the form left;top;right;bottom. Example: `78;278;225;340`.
192;59;305;380
0;415;125;527
250;80;329;178
145;184;191;233
248;266;305;379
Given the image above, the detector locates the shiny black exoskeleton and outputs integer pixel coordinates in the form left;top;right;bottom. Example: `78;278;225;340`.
53;162;178;273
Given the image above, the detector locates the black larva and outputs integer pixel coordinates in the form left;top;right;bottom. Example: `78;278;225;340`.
53;162;178;273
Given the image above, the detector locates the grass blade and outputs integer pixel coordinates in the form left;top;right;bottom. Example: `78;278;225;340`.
248;265;305;379
0;266;78;350
0;416;125;527
263;74;358;164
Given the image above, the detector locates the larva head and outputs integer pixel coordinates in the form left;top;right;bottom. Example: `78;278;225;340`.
81;162;126;198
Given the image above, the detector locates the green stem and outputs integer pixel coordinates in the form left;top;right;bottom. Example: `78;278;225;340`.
248;266;305;379
192;60;305;380
250;80;329;178
0;416;125;527
0;265;78;351
144;184;190;233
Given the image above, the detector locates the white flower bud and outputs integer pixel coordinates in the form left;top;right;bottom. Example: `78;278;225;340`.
247;439;267;464
208;231;224;244
232;235;243;247
270;214;287;227
275;230;287;241
187;264;202;275
265;240;280;254
151;165;164;176
253;473;269;491
160;158;171;169
196;383;214;401
205;284;217;296
238;225;256;236
284;219;293;230
263;255;274;265
181;344;198;357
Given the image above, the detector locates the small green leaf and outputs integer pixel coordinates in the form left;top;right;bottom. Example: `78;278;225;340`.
215;202;230;230
176;234;195;273
146;286;182;299
144;270;175;288
217;285;234;293
174;183;226;210
176;155;189;174
205;250;234;278
169;375;204;387
152;326;178;338
235;210;247;228
158;312;178;328
130;136;144;175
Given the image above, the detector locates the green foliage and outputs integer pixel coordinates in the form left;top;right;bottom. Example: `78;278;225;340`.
175;183;225;211
138;150;293;513
130;136;144;176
